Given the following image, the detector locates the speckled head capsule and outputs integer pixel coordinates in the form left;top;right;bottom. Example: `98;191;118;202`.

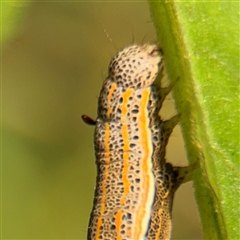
108;44;163;89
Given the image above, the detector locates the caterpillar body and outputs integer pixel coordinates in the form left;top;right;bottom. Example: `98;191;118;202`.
86;44;197;240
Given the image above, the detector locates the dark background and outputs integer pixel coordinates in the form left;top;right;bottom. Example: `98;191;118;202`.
2;2;202;239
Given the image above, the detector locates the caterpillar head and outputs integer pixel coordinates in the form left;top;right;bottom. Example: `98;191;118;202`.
108;44;163;89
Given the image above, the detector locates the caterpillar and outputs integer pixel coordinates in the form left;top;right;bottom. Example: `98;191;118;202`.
84;44;198;240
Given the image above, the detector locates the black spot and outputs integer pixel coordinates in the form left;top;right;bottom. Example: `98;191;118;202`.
121;224;126;229
129;143;136;148
152;136;158;141
131;109;139;114
132;117;137;122
133;135;139;140
135;178;140;183
127;213;132;219
137;82;141;88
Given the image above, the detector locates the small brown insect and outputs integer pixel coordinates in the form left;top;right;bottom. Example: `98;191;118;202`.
81;115;96;126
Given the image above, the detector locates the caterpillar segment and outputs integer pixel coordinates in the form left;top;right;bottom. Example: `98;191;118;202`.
87;44;197;240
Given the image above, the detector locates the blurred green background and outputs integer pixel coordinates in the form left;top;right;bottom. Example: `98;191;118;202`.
2;2;203;239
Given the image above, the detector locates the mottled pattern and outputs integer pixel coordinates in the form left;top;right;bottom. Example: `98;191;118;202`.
87;44;195;240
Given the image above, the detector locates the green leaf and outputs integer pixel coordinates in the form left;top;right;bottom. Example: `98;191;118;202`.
1;2;30;45
148;1;239;239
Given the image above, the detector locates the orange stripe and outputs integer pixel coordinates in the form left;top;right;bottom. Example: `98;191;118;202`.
156;208;163;238
95;84;116;238
134;89;153;239
117;89;133;238
95;123;110;239
115;210;122;240
120;88;134;205
106;82;117;118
